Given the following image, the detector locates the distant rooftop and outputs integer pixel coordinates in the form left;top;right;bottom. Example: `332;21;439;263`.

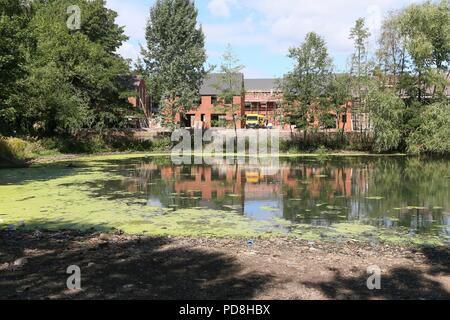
200;73;244;95
244;79;281;92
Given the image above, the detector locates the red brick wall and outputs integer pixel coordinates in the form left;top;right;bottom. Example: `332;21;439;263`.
176;95;245;129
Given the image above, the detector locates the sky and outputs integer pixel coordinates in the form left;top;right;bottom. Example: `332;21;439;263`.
105;0;422;78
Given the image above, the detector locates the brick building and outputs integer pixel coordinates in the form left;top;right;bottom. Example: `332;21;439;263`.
175;73;245;129
139;72;449;131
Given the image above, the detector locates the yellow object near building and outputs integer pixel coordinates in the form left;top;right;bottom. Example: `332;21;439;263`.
245;171;260;184
246;114;266;129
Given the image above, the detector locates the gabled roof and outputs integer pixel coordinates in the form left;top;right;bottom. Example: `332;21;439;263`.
244;79;281;92
200;73;244;95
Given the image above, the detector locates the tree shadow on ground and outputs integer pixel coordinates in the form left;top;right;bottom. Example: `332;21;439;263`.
0;225;272;300
303;246;450;300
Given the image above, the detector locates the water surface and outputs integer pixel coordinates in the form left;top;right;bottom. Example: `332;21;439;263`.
0;155;448;245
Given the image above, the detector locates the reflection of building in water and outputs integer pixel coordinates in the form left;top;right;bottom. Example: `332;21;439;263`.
127;161;364;205
174;166;243;200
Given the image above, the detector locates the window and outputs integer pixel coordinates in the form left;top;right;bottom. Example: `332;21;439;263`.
245;102;252;110
211;114;226;127
201;114;206;122
224;96;233;104
211;96;218;105
342;115;347;124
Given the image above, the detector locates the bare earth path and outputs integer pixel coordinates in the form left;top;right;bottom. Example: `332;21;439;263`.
0;231;449;300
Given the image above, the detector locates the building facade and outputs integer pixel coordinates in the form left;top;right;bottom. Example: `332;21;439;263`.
175;73;246;129
139;73;449;131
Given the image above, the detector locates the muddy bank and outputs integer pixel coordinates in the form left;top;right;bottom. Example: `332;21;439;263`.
0;230;449;300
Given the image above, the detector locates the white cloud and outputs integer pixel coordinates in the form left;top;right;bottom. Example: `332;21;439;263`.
207;0;237;18
104;0;423;70
205;0;420;59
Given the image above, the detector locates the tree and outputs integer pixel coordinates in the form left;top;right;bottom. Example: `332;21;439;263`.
376;11;409;91
281;32;333;137
0;0;30;135
398;0;450;101
133;57;146;76
10;0;134;136
349;18;371;107
325;74;352;138
407;102;450;154
366;83;406;153
143;0;208;127
350;18;371;77
212;44;244;134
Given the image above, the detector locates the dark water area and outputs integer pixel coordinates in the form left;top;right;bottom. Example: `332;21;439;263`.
96;156;449;238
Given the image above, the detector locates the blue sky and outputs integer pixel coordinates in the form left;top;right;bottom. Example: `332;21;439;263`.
106;0;422;78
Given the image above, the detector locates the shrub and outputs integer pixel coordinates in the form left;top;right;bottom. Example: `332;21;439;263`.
367;87;405;153
0;137;36;161
407;102;450;155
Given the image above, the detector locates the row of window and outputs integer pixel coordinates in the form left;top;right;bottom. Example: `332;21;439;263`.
245;102;278;110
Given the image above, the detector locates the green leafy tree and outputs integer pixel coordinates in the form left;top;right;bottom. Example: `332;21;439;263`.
398;0;450;101
281;32;333;137
212;44;244;133
325;74;352;137
143;0;208;128
366;83;406;152
133;57;146;76
376;11;410;97
349;18;371;110
10;0;133;136
407;102;450;154
0;0;31;135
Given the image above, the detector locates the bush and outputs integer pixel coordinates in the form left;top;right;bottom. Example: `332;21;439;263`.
367;87;405;153
280;132;353;153
407;102;450;155
0;137;37;161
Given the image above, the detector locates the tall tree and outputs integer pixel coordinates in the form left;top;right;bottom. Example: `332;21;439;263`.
377;12;408;83
143;0;208;127
348;18;373;140
325;74;352;137
0;0;31;135
11;0;133;136
350;18;371;78
349;18;371;107
398;0;450;101
281;32;333;136
212;44;245;134
366;83;405;152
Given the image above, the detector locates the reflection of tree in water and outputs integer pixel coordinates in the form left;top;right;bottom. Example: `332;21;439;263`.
95;157;448;235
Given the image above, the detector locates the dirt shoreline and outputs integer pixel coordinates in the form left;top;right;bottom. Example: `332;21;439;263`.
0;230;448;300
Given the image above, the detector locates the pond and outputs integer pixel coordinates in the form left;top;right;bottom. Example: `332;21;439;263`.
0;155;449;246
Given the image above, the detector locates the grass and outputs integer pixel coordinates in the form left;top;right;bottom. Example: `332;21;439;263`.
0;137;61;166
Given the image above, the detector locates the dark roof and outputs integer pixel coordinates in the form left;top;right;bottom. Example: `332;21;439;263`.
244;79;281;92
200;73;244;95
